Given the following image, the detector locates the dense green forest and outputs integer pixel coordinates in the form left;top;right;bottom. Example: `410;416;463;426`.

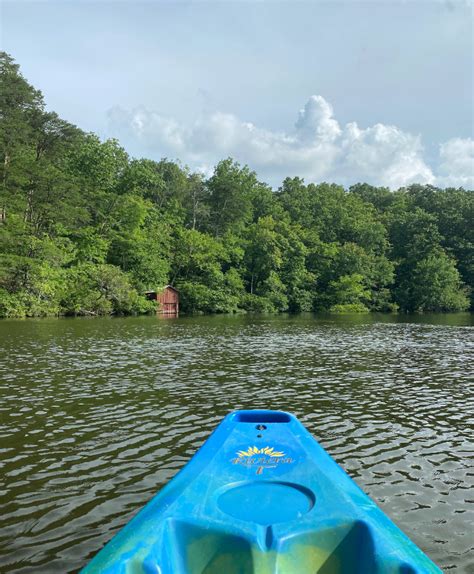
0;52;472;317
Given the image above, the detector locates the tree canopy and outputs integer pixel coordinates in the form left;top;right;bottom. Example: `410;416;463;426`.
0;53;471;317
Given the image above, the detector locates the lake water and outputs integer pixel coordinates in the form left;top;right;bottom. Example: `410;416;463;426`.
0;313;473;573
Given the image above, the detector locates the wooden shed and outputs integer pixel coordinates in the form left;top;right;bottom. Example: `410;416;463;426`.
145;285;179;316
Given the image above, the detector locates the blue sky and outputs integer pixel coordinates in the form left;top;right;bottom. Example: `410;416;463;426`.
1;0;473;188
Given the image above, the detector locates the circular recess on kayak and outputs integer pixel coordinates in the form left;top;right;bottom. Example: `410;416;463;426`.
217;481;315;524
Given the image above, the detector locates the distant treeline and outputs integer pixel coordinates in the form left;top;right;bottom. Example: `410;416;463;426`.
0;52;472;318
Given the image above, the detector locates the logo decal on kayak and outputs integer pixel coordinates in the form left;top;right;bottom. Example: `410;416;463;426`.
231;445;295;475
237;446;285;458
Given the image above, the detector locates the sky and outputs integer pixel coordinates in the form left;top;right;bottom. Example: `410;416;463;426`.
1;0;473;189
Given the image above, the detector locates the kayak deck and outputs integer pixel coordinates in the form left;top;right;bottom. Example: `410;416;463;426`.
81;410;441;573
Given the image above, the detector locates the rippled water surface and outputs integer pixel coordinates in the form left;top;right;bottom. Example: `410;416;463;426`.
0;314;473;573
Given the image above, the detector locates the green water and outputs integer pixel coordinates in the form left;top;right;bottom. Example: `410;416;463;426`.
0;313;473;573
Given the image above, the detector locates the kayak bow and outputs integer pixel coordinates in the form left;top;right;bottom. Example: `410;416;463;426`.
81;410;441;573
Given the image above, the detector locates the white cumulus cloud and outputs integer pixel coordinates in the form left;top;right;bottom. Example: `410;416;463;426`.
107;96;473;189
437;138;474;189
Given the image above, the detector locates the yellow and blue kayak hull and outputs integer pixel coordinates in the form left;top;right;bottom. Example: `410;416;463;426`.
81;410;441;573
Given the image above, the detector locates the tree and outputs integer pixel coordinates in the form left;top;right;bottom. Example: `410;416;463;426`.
186;173;209;230
0;51;44;223
406;185;473;305
397;250;469;312
348;183;394;213
206;158;259;236
106;196;171;291
328;273;370;313
170;228;243;313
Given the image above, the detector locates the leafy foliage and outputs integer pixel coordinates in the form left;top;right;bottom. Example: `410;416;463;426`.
0;53;471;317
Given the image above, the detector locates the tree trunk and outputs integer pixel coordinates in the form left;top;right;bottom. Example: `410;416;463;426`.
1;152;10;222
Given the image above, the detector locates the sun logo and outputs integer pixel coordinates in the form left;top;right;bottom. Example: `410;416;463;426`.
237;446;285;458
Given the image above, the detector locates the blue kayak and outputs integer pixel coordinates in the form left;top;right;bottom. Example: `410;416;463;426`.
81;410;441;573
